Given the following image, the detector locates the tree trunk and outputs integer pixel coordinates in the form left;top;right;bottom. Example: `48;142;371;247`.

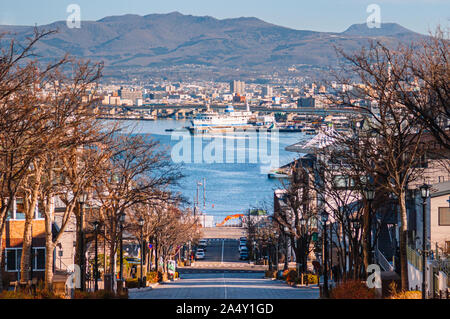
362;206;370;275
399;191;409;291
0;201;13;291
0;236;4;291
20;216;33;283
44;239;54;291
155;241;159;272
43;207;54;290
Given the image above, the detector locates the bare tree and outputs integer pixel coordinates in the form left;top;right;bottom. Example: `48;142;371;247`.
273;161;317;274
0;29;68;290
332;41;433;290
93;134;182;277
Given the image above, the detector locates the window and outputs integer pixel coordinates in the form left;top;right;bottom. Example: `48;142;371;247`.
333;175;348;188
6;198;43;220
446;241;450;255
15;198;25;220
5;248;22;272
5;248;45;272
35;202;44;219
6;207;13;220
438;207;450;226
33;248;46;271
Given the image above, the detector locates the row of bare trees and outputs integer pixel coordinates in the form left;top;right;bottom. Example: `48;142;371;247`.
328;28;449;290
273;28;448;291
0;30;199;292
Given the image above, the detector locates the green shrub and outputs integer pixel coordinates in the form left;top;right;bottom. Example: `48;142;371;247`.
286;270;298;284
125;278;139;289
147;271;163;283
305;274;319;284
264;270;277;278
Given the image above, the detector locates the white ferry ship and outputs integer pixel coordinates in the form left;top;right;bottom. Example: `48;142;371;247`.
189;105;253;133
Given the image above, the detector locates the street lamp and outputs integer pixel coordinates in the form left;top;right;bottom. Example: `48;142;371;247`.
268;237;273;271
284;226;289;271
363;186;375;264
93;221;99;292
119;212;126;289
299;217;307;276
138;217;145;288
419;183;430;299
275;233;279;272
78;192;88;291
321;211;329;298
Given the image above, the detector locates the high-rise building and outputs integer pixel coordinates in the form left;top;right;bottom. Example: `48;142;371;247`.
118;87;143;104
230;80;246;95
262;85;273;98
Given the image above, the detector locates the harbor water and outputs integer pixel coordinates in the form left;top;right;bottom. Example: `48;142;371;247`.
117;119;311;224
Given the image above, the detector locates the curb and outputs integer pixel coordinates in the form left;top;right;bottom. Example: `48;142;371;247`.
128;285;154;293
128;282;160;292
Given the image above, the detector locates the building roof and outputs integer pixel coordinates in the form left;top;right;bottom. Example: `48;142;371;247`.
285;125;341;153
431;181;450;198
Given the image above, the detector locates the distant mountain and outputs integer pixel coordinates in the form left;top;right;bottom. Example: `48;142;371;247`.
0;13;427;79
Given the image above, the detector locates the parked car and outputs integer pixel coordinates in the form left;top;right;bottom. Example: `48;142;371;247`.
198;243;207;251
239;244;247;252
195;249;205;260
239;237;247;242
199;239;208;247
239;251;249;260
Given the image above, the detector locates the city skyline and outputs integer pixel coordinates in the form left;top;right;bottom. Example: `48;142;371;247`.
0;0;448;35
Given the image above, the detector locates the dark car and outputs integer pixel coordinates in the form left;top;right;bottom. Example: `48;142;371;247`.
239;252;249;260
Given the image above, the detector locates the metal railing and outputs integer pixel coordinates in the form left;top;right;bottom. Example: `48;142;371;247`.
406;244;422;271
375;246;394;272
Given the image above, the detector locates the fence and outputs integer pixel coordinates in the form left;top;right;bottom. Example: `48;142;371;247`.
406;244;422;271
375;247;394;272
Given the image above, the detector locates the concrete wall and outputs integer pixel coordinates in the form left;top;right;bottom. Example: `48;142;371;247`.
201;227;246;239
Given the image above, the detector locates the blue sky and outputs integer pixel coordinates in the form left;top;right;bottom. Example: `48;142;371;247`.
0;0;448;34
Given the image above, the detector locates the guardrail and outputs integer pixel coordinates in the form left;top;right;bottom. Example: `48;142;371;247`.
375;247;395;272
406;244;422;271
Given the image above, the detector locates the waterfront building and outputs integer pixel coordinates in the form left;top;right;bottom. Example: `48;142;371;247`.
230;80;246;95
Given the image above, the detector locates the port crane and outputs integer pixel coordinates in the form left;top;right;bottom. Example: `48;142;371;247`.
216;214;244;227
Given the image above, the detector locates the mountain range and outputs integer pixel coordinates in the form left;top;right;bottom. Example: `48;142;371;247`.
0;12;427;80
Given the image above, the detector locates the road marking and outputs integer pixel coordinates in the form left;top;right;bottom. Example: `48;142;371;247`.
223;272;227;299
221;239;224;264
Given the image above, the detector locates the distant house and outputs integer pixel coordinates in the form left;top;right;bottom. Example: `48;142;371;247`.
430;181;450;256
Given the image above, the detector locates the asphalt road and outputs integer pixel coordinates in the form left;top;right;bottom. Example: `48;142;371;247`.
196;239;241;263
129;239;319;299
129;272;319;299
